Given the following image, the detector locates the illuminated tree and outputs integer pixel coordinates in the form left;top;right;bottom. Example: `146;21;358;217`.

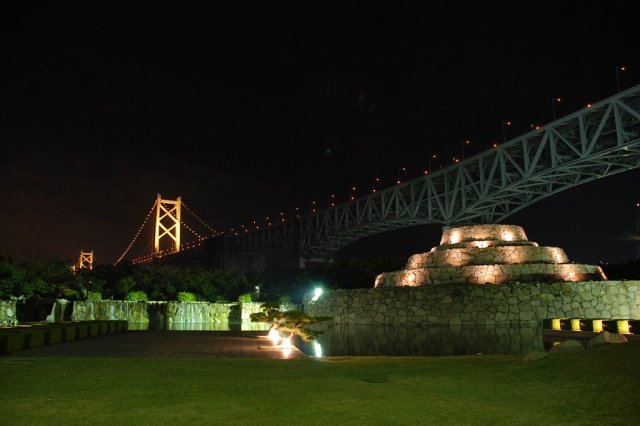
250;302;331;341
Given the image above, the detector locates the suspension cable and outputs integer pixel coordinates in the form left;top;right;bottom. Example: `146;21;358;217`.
114;200;157;265
180;220;205;240
181;202;220;236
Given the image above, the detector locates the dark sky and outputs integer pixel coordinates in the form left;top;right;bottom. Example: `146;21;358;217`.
2;1;639;265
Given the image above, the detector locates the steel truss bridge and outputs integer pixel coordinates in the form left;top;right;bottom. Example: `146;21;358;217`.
232;84;640;258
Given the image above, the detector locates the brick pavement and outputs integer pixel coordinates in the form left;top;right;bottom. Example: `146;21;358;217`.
6;330;306;359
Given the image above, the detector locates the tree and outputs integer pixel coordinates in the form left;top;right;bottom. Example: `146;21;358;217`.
250;302;331;341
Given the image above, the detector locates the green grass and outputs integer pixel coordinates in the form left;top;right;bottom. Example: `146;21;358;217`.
1;343;639;425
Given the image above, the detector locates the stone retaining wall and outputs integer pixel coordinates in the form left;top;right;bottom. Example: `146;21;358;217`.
406;246;569;268
0;300;17;326
376;263;605;287
303;280;640;325
71;301;299;324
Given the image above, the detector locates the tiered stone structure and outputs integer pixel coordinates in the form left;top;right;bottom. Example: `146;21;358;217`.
375;224;605;287
303;224;640;326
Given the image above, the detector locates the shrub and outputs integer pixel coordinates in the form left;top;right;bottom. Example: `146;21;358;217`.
238;293;253;303
124;291;148;301
61;288;81;300
87;292;102;301
278;295;292;305
177;291;198;302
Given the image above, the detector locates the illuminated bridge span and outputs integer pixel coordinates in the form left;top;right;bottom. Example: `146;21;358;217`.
115;84;640;264
233;84;640;258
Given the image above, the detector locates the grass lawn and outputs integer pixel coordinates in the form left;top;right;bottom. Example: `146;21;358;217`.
1;343;639;425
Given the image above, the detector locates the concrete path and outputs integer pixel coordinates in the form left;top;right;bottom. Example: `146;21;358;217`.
6;330;306;359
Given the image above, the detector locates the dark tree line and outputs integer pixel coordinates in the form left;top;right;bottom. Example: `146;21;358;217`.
0;255;402;303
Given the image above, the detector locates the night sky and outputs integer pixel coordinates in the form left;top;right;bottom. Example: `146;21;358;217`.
2;2;640;265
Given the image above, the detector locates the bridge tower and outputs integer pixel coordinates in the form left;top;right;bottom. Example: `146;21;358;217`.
77;250;94;270
154;194;182;255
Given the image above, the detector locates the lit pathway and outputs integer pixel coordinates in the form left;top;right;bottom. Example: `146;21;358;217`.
6;330;305;359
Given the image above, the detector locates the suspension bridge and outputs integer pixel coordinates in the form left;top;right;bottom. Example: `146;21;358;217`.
92;83;640;269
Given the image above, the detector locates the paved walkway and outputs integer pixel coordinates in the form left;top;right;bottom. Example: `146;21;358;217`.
6;330;306;359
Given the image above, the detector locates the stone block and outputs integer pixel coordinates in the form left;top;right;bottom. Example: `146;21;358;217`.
0;333;24;354
586;331;628;348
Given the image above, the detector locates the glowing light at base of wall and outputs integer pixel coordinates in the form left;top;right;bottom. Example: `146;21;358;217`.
592;320;604;332
571;319;582;331
617;320;630;334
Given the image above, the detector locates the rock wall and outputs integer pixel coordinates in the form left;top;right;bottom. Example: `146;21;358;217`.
163;302;234;324
376;263;604;287
0;300;17;326
441;224;528;244
72;301;150;322
303;281;640;325
71;301;299;324
406;246;568;268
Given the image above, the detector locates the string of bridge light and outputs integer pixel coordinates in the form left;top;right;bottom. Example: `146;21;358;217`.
223;80;634;235
182;202;223;237
180;219;206;241
145;68;629;243
114;200;157;265
131;214;214;263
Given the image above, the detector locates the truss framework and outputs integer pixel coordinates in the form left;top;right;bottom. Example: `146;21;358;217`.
154;194;182;254
234;85;640;257
78;250;94;270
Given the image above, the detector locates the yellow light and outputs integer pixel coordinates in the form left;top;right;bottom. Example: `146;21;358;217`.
268;328;281;345
280;336;292;350
618;320;630;334
587;103;592;108
571;319;582;331
551;318;562;330
592;319;603;332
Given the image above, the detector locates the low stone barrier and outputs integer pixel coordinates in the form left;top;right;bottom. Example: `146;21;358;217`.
0;320;128;355
303;280;640;325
